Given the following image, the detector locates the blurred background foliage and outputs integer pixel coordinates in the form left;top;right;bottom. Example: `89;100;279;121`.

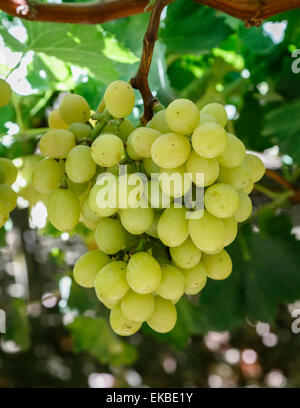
0;0;300;388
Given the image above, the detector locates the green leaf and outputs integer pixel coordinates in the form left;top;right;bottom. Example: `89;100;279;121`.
4;299;31;351
238;26;276;56
0;27;26;52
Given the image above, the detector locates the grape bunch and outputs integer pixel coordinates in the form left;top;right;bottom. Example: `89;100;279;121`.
33;80;265;336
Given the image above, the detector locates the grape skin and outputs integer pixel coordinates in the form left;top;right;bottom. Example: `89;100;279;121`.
59;94;90;124
0;184;17;212
183;262;207;295
217;133;246;168
148;109;172;134
39;129;76;159
170;237;202;269
147;296;177;334
127;252;161;294
32;158;65;194
218;160;252;190
151;133;191;169
48;109;69;130
73;250;110;288
156;264;185;301
66;145;96;184
202;250;232;280
0;78;12;108
110;304;141;336
204;182;240;219
192;122;227;158
235;190;252;222
245;153;265;182
200;103;228;127
88;175;118;217
91;134;124;167
157;206;189;247
104;80;135;118
165;99;200;135
159;165;192;198
186;151;220;187
223;216;238;246
94;261;129;302
68;123;92;139
0;158;17;185
95;218;127;254
47;188;80;231
121;291;155;322
120;206;154;235
130;127;161;158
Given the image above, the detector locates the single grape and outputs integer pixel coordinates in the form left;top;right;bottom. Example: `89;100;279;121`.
157;206;188;247
245;153;265;182
235;190;252;222
199;113;218;125
126;133;143;160
94;261;129;302
121;291;155;322
120;206;154;235
47;188;80;231
91;134;124;167
127;252;161;294
156;264;185;301
200;103;227;127
67;178;88;196
202;250;232;280
110;304;141;336
243;181;254;195
217;133;246;168
218;160;252;190
81;199;101;222
148;109;172;134
68;122;92;139
183;262;207;295
145;212;161;239
95;218;127;254
223;216;238;246
145;179;172;209
48;109;69;130
147;297;177;333
88;174;118;217
0;201;9;227
165;99;200;135
204;183;240;218
0;184;17;212
66;145;96;184
39;129;76;159
186;151;219;187
170;237;202;269
192;122;227;158
32;158;65;194
189;210;225;253
129;127;161;158
151;133;191;169
73;250;110;288
143;158;160;177
159;165;192;198
0;78;12;108
104;80;135;118
0;157;17;185
59;93;90;124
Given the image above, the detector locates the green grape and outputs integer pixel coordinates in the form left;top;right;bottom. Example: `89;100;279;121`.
245;153;265;182
165;99;200;135
186;151;220;187
0;78;12;108
73;250;110;288
98;295;119;310
156;264;185;301
120;206;154;235
103;118;135;142
47;188;80;231
117;173;145;209
81;199;101;222
48;109;69;130
67;178;88;196
145;179;171;209
217;133;246;168
235;190;252;222
204;183;240;218
68;122;92;139
200;103;227;127
243;181;254;195
0;201;9;227
126;133;143;160
95;218;127;254
110;304;141;336
147;296;177;333
104;80;135;118
66;145;96;184
0;184;17;212
81;218;98;231
183;262;207;295
121;291;155;322
32;158;65;194
202;249;232;280
148;109;172;134
91;134;124;167
199;113;218;125
127;252;161;294
94;261;129;302
143;158;160;177
88;174;118;217
223;216;238;246
218;160;252;190
189;210;225;253
159;165;192;198
0;157;17;185
157;206;188;247
170;237;202;269
39;129;76;159
59;93;90;124
192;122;227;158
151;133;191;169
0;164;5;184
130;127;161;158
145;212;161;238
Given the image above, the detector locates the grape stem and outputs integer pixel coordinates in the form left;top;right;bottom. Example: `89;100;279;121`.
130;0;168;124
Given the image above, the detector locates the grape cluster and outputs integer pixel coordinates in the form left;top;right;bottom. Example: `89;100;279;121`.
34;80;265;336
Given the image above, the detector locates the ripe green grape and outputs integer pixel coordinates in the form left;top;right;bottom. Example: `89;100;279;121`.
200;103;227;127
204;183;240;218
147;297;177;333
59;93;90;124
218;160;252;190
159;165;192;198
120;206;154;235
243;181;254;195
0;184;17;212
32;158;65;194
156;264;185;301
170;237;202;269
148;109;172;134
129;127;161;158
145;179;171;209
235;190;252;222
39;129;76;159
104;80;135;118
91;134;124;167
223;216;238;246
73;250;110;288
0;157;17;185
0;164;5;184
165;99;200;135
48;109;69;130
217;133;246;168
143;158;160;177
95;218;127;254
183;262;207;295
186;151;220;187
98;296;119;310
189;210;225;253
88;174;118;217
151;133;191;169
110;304;141;336
81;199;101;222
157;206;188;247
47;188;80;231
121;291;155;322
199;113;218;125
0;201;9;227
192;122;227;158
145;212;161;239
0;78;12;108
202;250;232;280
127;252;161;294
94;261;129;302
66;145;96;184
126;133;143;160
68;122;92;139
245;153;265;182
67;178;88;196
